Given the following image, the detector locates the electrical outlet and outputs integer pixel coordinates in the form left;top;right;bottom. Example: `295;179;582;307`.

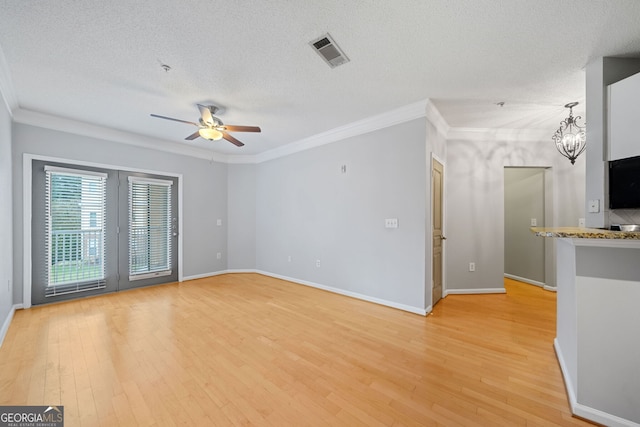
216;252;222;260
316;259;321;268
530;218;537;226
588;200;600;213
578;218;586;227
469;262;476;272
216;219;222;226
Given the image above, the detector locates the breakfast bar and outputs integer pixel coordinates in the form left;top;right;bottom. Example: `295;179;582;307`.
532;227;640;427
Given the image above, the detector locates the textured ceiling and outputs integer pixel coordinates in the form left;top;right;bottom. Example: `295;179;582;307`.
1;0;640;156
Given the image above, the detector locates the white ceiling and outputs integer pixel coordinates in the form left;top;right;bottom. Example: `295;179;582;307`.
1;0;640;156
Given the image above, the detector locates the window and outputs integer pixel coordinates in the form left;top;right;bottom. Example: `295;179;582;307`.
89;212;97;228
45;166;107;296
128;177;173;280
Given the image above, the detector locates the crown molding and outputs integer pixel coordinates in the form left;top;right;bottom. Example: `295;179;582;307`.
12;108;229;163
425;100;450;137
252;100;429;163
11;101;431;165
0;43;18;116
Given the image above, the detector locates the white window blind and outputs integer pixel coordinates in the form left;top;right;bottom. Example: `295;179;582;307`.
128;177;172;281
45;166;107;297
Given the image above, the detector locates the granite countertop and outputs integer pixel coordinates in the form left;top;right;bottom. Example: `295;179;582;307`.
531;227;640;239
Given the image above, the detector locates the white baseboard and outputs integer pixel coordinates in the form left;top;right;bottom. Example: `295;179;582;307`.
225;269;259;274
181;270;232;282
554;339;638;427
444;288;506;296
543;285;557;292
181;269;259;282
255;270;427;316
0;304;23;348
504;273;545;288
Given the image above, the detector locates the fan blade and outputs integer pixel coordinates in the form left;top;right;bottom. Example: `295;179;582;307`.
222;131;245;147
185;131;201;140
224;125;261;133
150;114;199;126
197;104;214;126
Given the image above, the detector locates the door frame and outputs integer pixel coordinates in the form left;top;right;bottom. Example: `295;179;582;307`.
429;153;446;310
502;165;556;291
22;153;184;308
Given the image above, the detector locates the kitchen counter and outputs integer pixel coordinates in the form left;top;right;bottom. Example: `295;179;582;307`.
532;229;640;426
531;226;640;239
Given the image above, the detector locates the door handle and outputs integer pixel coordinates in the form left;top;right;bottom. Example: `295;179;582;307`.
441;236;447;240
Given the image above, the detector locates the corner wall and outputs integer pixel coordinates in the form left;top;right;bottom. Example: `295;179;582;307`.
228;164;257;270
0;88;13;344
255;118;429;313
446;130;585;292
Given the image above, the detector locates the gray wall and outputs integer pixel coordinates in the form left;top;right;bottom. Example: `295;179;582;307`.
446;132;585;292
504;167;545;284
255;118;429;311
0;92;12;332
12;123;228;304
228;164;256;270
585;57;640;228
425;116;447;307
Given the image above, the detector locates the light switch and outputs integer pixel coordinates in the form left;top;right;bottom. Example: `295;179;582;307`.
530;218;537;226
216;219;222;226
385;218;399;228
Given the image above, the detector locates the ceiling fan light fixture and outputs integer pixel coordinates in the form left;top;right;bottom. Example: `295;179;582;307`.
199;127;223;141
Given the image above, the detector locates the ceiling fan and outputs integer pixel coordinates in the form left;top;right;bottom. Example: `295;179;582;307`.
150;104;261;147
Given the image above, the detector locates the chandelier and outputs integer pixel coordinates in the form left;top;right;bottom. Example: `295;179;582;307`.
552;102;586;165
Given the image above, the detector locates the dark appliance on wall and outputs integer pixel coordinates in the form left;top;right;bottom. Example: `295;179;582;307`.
609;155;640;209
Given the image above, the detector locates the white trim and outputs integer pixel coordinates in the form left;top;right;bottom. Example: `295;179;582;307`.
13;108;226;162
425;100;450;137
444;288;507;295
23;155;32;308
543;285;557;292
12;102;428;165
504;273;545;288
0;304;23;348
23;153;184;307
180;270;239;282
554;339;639;427
183;269;428;316
256;270;428;316
127;176;173;186
252;100;428;163
554;338;577;414
44;165;108;178
0;43;17;115
224;269;259;274
430;153;447;306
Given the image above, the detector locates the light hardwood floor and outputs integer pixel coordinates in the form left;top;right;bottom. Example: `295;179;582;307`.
0;275;597;426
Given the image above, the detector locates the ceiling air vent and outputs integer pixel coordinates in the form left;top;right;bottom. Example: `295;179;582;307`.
309;33;350;68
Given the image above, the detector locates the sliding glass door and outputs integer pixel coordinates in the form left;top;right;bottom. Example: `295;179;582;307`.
32;161;178;305
117;171;178;291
